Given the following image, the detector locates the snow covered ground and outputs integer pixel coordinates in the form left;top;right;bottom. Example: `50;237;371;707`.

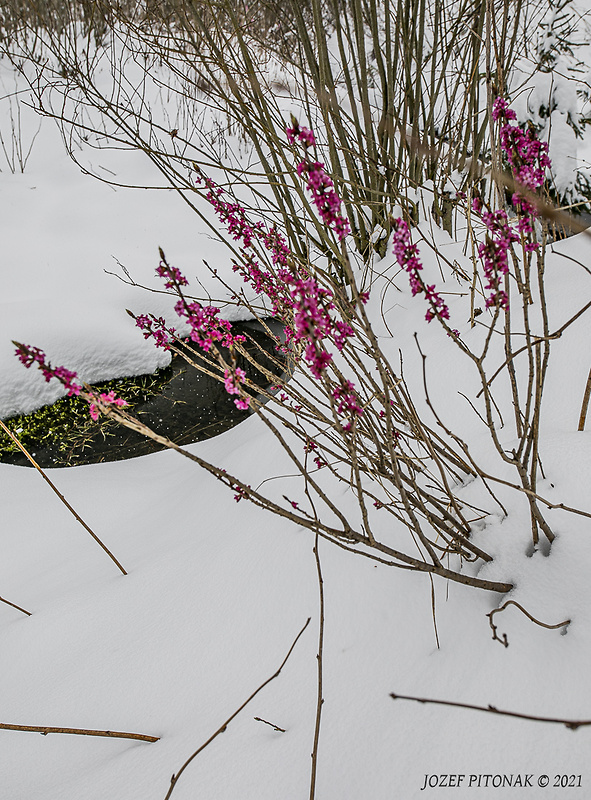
1;52;591;800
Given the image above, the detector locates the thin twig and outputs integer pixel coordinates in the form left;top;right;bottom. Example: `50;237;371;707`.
390;693;590;730
477;300;591;397
428;574;440;650
487;600;571;648
0;722;158;742
310;535;324;800
253;717;286;732
163;618;311;800
0;419;127;576
578;367;591;431
0;595;31;617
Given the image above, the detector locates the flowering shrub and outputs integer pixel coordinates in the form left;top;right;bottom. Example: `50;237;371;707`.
12;104;566;588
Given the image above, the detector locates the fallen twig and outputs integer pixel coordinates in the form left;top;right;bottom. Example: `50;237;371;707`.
253;717;286;732
487;600;570;648
0;722;158;742
163;617;311;800
390;693;590;730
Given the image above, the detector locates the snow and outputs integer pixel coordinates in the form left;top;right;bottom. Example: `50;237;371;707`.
1;46;591;800
0;74;242;417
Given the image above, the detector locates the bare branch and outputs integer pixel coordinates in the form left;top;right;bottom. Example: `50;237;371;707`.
390;693;591;730
0;722;158;742
163;617;311;800
0;595;32;617
487;600;571;648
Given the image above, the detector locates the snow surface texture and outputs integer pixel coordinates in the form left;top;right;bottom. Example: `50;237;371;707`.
0;60;251;419
1;56;591;800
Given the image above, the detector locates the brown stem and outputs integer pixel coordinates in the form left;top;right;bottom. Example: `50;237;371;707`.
390;693;588;730
0;595;32;617
163;618;311;800
0;723;157;742
309;535;324;800
0;419;127;576
253;717;285;733
99;405;512;590
477;300;591;398
487;600;571;648
578;367;591;431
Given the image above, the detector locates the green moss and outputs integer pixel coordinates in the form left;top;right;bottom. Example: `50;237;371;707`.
0;365;174;462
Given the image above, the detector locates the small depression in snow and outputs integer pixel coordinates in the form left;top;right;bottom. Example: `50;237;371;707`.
2;320;288;469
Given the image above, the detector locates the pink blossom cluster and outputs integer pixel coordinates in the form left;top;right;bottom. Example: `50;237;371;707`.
88;391;128;421
198;174;267;252
286;120;351;241
173;299;244;353
224;368;250;410
296;160;351;240
15;343;82;396
472;201;519;309
151;252;247;354
195;166;360;388
195;171;292;317
493;96;551;243
155;261;189;290
135;250;251;410
195;171;337;377
285;274;355;378
332;379;363;430
286;120;316;148
135;314;174;349
493;98;551;192
196;143;363;423
468;97;553;309
13;342;128;420
390;218;451;322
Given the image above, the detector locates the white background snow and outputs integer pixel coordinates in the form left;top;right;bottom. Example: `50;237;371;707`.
1;38;591;800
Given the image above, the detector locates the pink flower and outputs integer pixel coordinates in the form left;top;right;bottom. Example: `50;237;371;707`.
135;314;174;350
88;391;129;421
492;96;552;245
13;343;83;396
476;209;519;309
296;159;351;241
193;163;363;423
286;119;316;149
332;379;363;419
223;368;250;410
287;119;350;241
224;367;246;395
13;342;127;420
391;219;451;323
